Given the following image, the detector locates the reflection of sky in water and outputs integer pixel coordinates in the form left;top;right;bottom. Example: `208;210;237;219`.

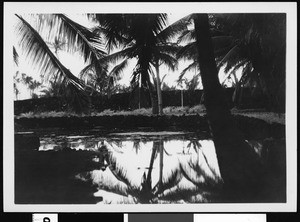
39;131;223;203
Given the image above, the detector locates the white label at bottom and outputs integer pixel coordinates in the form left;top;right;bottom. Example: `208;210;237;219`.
32;214;58;222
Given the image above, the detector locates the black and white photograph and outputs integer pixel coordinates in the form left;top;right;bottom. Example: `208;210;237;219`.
3;2;297;212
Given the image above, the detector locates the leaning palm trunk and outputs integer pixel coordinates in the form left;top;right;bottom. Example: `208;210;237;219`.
194;14;263;201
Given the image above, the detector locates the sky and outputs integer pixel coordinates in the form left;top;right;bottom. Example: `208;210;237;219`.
13;13;232;100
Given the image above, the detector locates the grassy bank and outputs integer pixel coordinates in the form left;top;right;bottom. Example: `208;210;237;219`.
15;105;285;125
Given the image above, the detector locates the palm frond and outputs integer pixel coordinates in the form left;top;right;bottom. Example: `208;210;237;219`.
101;46;135;64
214;43;237;60
230;59;249;74
217;44;240;69
109;59;129;80
176;42;197;60
220;59;249;85
92;26;131;53
79;64;94;79
156;14;192;43
155;43;181;56
147;13;168;36
178;62;198;81
177;29;195;44
223;54;248;74
13;46;19;65
15;14;84;88
37;14;106;64
154;52;178;71
15;14;91;113
161;73;168;84
88;14;133;52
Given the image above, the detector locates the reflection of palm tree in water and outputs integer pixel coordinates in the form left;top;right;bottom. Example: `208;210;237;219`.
91;138;222;203
139;140;160;203
99;139;164;203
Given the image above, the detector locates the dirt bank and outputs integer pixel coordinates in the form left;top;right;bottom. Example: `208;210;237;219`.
15;114;285;140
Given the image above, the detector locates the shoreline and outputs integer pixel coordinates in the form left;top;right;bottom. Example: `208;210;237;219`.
15;113;285;140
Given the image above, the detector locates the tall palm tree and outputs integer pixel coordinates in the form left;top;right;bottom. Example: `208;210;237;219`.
193;13;263;201
89;14;184;115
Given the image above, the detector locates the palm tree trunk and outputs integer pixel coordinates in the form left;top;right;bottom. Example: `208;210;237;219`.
158;139;164;188
181;89;184;107
155;62;164;115
138;74;142;109
145;75;158;115
194;14;263;201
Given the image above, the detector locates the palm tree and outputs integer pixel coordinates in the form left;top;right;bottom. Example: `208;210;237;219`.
28;79;42;98
214;13;286;111
40;80;63;98
21;73;33;88
13;71;21;100
79;60;126;97
46;36;66;57
184;74;200;91
171;13;285;200
176;14;234;83
193;13;264;201
89;14;184;115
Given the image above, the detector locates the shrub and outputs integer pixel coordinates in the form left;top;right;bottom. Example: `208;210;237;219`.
188;104;206;113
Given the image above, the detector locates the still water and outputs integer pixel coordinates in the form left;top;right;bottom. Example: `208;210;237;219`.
35;130;223;204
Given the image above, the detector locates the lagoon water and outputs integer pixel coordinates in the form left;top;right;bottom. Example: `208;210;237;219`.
16;129;225;204
16;126;284;204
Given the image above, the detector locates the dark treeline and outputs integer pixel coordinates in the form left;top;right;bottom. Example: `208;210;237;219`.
14;88;269;115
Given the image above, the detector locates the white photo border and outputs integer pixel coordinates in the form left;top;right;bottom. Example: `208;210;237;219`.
3;2;297;212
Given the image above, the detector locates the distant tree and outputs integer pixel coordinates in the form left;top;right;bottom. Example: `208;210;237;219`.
13;71;21;100
184;74;200;91
28;80;42;97
21;73;33;88
79;61;124;97
40;80;64;98
161;82;176;91
46;36;66;57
